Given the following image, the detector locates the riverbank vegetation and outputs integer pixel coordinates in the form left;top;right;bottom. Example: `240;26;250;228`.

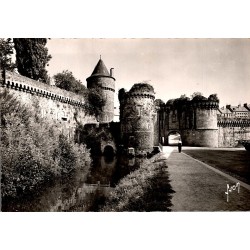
0;91;91;199
101;153;175;211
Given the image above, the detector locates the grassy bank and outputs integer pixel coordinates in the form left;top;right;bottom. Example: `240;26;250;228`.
101;153;175;212
183;148;250;184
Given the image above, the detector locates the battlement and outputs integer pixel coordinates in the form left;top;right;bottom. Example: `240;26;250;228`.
191;100;219;109
163;96;219;111
121;83;155;100
218;118;250;127
1;70;85;107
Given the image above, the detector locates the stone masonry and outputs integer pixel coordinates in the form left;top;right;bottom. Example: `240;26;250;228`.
1;57;250;152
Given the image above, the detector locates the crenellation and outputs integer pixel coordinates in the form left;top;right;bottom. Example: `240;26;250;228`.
1;55;250;152
0;69;98;140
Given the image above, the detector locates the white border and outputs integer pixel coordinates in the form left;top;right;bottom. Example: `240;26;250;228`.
1;1;250;249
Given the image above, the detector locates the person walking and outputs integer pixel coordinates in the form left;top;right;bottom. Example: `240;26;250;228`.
178;139;182;153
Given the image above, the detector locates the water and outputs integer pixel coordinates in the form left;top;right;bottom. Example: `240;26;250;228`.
1;155;142;212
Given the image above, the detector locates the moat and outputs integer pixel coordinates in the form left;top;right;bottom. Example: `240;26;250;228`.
1;155;142;212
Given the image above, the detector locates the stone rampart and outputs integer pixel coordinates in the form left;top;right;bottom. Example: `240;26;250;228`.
119;83;156;153
218;118;250;147
0;70;97;139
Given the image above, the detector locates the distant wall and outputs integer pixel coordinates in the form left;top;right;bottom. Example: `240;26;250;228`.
182;129;218;147
0;70;97;139
218;119;250;147
157;100;219;147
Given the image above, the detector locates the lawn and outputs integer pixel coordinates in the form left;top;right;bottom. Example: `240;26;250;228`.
183;148;250;185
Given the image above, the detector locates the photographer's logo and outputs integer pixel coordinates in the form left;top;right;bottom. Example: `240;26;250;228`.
225;182;240;202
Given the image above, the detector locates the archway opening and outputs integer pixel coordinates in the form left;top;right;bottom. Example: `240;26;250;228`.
103;145;115;157
168;131;181;146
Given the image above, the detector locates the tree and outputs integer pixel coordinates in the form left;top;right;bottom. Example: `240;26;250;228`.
86;88;106;117
208;93;219;102
0;38;16;71
13;38;51;83
118;88;127;101
53;70;105;117
191;92;203;99
53;70;86;95
154;99;165;107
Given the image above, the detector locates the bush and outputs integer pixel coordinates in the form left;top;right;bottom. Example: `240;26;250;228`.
85;88;106;117
0;90;91;198
101;153;175;211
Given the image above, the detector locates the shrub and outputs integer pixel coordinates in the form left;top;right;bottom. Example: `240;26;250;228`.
101;153;175;211
0;90;91;198
85;88;106;117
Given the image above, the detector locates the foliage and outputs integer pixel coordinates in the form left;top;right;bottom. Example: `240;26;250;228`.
53;70;86;95
118;88;127;101
0;90;91;198
13;38;51;83
208;93;219;102
0;38;16;71
166;95;190;109
75;124;102;155
166;99;175;106
130;83;154;93
191;91;203;99
192;95;207;101
53;70;105;117
85;88;105;117
180;94;187;99
154;99;165;107
101;153;175;211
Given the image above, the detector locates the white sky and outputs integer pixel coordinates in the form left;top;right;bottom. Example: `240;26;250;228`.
47;38;250;108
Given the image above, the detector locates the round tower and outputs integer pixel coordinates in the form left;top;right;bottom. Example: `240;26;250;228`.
191;97;219;147
86;58;115;123
119;83;155;154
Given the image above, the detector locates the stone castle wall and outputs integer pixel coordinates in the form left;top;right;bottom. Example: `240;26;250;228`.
183;129;219;147
218;119;250;147
195;108;218;129
191;102;219;147
120;85;156;153
0;70;97;139
157;99;219;147
2;69;249;150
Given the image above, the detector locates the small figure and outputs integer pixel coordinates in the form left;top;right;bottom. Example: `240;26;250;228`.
178;139;182;153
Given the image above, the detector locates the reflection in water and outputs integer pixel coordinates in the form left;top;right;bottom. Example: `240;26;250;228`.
2;155;141;212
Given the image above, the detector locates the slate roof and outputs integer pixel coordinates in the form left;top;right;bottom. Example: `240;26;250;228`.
219;106;233;114
90;59;110;77
230;105;248;112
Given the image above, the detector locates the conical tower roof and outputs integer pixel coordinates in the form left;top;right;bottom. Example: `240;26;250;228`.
90;59;110;77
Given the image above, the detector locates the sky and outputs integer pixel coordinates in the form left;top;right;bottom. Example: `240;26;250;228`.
46;38;250;108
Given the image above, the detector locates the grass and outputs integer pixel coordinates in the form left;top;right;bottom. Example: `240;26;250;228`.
183;149;250;185
101;153;175;212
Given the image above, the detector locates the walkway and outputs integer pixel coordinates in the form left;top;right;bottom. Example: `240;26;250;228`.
162;147;250;211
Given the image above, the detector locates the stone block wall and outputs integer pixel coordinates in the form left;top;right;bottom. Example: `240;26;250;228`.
196;108;218;129
183;129;219;147
87;76;115;123
119;84;155;153
0;70;97;139
218;119;250;147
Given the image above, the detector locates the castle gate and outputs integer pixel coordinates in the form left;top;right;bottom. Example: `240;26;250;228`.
167;131;181;145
